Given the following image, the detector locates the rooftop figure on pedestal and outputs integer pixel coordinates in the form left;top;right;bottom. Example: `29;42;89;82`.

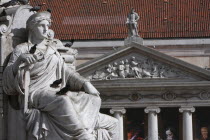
124;8;143;45
126;8;140;37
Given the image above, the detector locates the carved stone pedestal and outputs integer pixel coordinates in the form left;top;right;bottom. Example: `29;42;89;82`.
124;36;143;46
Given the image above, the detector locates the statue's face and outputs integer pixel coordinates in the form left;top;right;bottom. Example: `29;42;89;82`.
32;19;50;40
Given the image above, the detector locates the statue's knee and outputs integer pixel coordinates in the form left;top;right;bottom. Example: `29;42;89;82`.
57;95;69;103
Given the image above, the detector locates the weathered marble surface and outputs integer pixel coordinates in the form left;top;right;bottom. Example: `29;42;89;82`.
2;10;118;140
0;5;35;140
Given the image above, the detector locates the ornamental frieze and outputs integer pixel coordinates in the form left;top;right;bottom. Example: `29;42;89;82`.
88;56;191;80
101;90;210;102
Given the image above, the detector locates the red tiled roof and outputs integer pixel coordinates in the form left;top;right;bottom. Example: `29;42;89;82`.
30;0;210;40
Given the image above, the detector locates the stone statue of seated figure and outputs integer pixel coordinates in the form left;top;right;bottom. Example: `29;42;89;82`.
3;11;118;140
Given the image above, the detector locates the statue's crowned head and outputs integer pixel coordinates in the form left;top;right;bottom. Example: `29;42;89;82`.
26;11;52;42
27;11;51;30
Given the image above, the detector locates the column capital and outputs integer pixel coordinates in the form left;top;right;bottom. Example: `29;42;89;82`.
110;107;126;115
144;106;161;114
179;106;195;113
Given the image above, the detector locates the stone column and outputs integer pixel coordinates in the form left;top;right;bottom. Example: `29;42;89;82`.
179;106;195;140
144;106;161;140
110;108;126;140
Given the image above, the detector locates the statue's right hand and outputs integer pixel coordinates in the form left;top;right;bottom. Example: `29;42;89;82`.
12;53;37;75
19;53;37;65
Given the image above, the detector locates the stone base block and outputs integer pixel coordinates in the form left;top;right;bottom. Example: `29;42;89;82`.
124;36;143;46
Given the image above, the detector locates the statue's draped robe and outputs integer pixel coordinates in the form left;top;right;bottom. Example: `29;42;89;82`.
3;43;118;140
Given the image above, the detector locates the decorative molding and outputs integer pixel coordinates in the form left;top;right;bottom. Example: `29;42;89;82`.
144;106;161;113
101;90;210;102
88;55;191;80
110;108;126;115
179;106;195;113
0;15;12;36
0;24;8;34
199;91;210;100
162;91;176;101
144;94;160;99
128;93;142;101
101;95;128;102
177;93;198;99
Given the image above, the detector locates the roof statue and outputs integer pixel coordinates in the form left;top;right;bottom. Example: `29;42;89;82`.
125;8;143;46
126;8;140;37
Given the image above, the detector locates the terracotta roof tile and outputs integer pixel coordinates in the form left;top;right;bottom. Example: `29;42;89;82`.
30;0;210;40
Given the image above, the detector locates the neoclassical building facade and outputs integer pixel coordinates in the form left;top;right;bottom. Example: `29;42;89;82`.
0;0;210;140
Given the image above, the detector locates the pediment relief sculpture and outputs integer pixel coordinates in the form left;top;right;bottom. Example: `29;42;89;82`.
88;55;192;80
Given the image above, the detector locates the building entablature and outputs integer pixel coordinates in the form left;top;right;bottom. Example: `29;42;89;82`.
77;42;210;108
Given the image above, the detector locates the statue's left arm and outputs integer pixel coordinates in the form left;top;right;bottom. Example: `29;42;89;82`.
135;13;140;22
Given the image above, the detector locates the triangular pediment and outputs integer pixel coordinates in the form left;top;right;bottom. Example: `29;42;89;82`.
77;42;210;83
